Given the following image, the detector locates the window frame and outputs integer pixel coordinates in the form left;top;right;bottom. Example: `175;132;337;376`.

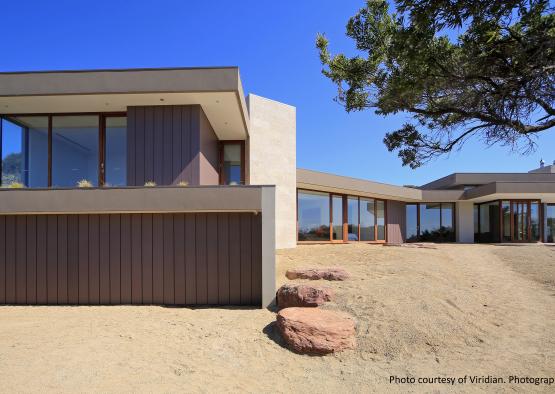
218;140;245;185
0;112;126;188
406;202;456;242
296;188;388;244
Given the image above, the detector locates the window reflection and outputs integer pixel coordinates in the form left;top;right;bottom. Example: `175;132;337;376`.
52;116;99;187
1;116;48;187
347;197;359;241
298;191;330;241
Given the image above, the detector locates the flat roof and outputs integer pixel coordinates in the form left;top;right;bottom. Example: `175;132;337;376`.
297;169;555;203
420;172;555;190
0;67;249;140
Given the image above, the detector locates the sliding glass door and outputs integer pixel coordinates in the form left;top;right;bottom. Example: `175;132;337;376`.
405;202;455;242
476;200;541;243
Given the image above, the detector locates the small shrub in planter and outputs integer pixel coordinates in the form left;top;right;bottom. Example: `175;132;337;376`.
77;179;93;188
144;181;157;187
7;182;25;189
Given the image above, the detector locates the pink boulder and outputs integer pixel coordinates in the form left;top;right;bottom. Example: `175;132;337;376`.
276;307;356;355
285;267;350;281
277;284;333;308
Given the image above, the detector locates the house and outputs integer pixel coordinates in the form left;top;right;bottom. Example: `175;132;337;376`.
0;67;554;307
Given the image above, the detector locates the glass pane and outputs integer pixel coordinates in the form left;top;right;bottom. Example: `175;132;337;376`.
512;202;528;241
530;202;540;241
105;117;127;186
478;201;500;243
332;195;343;241
419;203;441;241
501;201;511;242
297;191;330;241
474;204;479;242
223;144;242;185
406;204;418;242
347;197;359;241
376;200;385;240
440;203;455;242
2;116;48;187
360;198;375;241
547;205;555;243
52;116;99;187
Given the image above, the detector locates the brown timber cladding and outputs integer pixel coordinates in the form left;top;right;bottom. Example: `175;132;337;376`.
0;212;262;305
386;200;406;244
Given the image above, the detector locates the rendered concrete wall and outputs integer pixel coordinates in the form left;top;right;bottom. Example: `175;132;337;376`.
456;202;475;243
247;94;296;249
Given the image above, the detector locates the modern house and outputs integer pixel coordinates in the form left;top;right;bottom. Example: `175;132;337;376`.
0;67;554;307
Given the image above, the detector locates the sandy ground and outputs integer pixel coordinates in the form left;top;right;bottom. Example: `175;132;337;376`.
1;244;554;393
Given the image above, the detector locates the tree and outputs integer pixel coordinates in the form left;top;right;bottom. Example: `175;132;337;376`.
316;0;555;168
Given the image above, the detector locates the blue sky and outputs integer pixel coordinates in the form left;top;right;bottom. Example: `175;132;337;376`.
1;0;554;186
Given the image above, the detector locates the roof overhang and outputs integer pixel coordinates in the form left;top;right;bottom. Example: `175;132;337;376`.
296;168;422;202
462;182;555;203
0;67;249;140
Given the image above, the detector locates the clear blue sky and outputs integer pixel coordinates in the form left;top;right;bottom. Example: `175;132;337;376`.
1;0;554;186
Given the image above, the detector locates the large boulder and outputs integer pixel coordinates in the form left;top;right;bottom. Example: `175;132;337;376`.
277;284;333;308
276;307;356;355
285;267;350;281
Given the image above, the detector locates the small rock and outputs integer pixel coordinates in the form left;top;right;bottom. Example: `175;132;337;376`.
277;284;333;308
276;307;356;355
285;267;350;281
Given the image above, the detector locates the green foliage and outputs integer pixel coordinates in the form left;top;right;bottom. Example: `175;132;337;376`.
317;0;555;168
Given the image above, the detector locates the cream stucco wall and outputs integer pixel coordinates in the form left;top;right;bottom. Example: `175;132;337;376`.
456;202;475;243
247;94;296;249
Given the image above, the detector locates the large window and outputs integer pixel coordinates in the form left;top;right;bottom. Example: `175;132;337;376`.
220;142;244;185
476;200;541;243
1;113;127;188
1;116;48;187
360;198;375;241
297;191;330;241
547;205;555;243
347;197;359;241
105;116;127;186
406;202;455;242
52;116;99;187
297;191;387;242
332;195;343;240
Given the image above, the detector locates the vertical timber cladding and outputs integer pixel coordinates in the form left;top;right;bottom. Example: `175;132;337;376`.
0;212;262;306
386;200;407;244
127;105;219;186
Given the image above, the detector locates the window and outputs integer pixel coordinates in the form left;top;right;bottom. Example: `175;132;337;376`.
297;191;330;241
406;202;455;242
547;205;555;243
220;142;244;185
105;116;127;186
405;204;418;241
1;116;48;187
332;195;343;241
530;202;540;241
478;201;500;243
347;197;359;241
360;198;375;241
297;190;387;243
501;201;511;242
1;113;127;188
52;116;99;187
376;200;386;240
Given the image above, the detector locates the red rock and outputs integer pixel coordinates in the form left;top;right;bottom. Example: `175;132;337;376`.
276;307;356;355
276;284;333;308
285;267;350;281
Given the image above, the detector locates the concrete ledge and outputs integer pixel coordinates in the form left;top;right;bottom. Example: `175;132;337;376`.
0;186;267;214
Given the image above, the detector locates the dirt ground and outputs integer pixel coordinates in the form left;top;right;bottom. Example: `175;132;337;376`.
1;244;554;393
